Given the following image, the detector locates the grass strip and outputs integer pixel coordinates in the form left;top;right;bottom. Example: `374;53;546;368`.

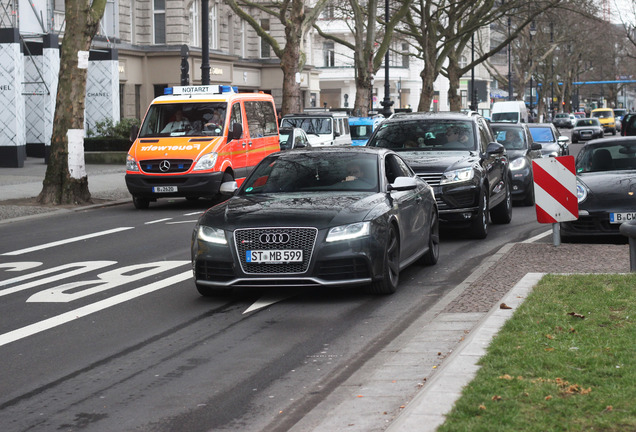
438;273;636;432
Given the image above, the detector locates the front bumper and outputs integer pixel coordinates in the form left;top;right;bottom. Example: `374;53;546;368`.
560;212;622;237
125;171;225;199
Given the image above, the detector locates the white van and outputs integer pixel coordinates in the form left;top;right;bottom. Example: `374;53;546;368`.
280;111;352;146
491;101;529;123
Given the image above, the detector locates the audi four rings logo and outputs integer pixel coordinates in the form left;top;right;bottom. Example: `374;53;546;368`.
159;160;171;172
259;233;290;244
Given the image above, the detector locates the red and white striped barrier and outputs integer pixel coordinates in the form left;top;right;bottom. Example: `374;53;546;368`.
532;156;578;224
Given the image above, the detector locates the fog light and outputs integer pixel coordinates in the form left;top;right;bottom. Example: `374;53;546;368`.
462;212;472;220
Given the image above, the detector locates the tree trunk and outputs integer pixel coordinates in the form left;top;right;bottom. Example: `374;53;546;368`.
280;43;302;115
418;66;436;112
447;61;462;112
37;0;106;205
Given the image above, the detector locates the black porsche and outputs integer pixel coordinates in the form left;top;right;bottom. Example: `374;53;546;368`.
191;147;439;295
560;137;636;238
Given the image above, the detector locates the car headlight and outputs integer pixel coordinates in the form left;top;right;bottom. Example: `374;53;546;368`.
509;157;527;170
197;226;227;245
193;152;218;171
440;167;474;185
326;221;370;243
126;154;139;171
576;180;588;204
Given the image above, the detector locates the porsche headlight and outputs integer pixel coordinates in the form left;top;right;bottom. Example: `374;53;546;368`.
126;154;139;172
193;152;218;171
509;158;527;171
440;167;474;185
326;221;370;243
576;180;588;204
197;226;227;245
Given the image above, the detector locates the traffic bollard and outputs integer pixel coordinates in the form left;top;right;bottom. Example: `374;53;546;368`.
619;220;636;272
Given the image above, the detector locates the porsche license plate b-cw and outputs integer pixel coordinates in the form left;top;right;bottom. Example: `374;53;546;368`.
610;212;636;224
246;250;303;263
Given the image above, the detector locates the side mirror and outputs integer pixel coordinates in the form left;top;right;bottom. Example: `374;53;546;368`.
388;176;418;191
129;124;139;142
230;122;243;141
531;143;542;151
219;181;238;195
486;141;505;155
558;136;569;146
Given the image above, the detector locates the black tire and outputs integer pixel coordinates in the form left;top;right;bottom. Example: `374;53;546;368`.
420;210;439;266
491;180;512;224
572;138;578;144
612;128;616;135
368;224;400;295
133;195;150;209
470;189;489;239
522;183;535;206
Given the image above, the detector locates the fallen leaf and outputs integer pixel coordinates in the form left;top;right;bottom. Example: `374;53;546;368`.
499;374;514;380
545;395;553;401
568;312;585;319
545;348;554;351
479;404;487;410
603;406;613;412
500;303;512;309
492;395;502;401
546;334;554;340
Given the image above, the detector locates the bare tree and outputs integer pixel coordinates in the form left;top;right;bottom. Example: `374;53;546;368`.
312;0;412;116
37;0;107;205
225;0;330;115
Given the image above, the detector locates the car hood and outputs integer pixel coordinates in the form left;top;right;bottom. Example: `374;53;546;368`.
537;142;560;156
399;150;478;172
579;171;636;211
200;192;384;229
506;149;527;160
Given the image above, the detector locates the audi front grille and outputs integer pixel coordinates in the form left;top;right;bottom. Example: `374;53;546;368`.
234;227;318;274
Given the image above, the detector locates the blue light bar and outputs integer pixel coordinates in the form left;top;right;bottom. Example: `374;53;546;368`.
164;87;174;95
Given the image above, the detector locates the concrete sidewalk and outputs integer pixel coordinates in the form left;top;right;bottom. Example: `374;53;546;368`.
0;157;631;431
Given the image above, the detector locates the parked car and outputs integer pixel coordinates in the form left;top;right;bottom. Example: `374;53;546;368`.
621;113;636;136
191;147;439;295
560;137;636;239
527;123;569;157
553;113;573;129
281;111;352;146
278;127;311;150
571;118;604;143
366;112;512;239
491;123;542;205
591;108;616;135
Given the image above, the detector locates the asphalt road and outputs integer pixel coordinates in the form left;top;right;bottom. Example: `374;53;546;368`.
0;190;552;432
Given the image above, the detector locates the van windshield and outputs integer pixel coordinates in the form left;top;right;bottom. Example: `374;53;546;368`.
139;102;228;138
351;125;373;140
281;117;332;135
491;112;519;123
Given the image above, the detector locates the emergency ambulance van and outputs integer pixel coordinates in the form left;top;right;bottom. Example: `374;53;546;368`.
125;85;279;209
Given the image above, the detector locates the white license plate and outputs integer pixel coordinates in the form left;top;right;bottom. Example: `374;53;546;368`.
246;250;303;263
153;186;178;193
610;212;636;224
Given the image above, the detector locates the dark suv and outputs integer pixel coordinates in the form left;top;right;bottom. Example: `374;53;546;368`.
621;113;636;136
366;112;512;238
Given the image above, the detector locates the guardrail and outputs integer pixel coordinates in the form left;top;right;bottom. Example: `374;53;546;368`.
620;220;636;272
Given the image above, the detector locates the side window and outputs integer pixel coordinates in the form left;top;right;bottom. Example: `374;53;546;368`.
393;155;414;177
478;121;490;152
244;101;277;138
385;154;409;183
229;102;242;136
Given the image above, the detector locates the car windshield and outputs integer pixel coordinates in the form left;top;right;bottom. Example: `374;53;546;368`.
279;130;292;150
351;124;373;140
576;119;599;127
556;114;568;119
281;117;332;135
492;127;526;150
576;142;636;173
139;102;227;138
367;120;476;151
491;112;519;123
529;127;555;143
592;111;612;119
241;152;379;194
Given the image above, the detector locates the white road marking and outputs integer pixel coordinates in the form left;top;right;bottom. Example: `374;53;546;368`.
145;218;173;224
184;211;204;216
166;220;199;225
522;229;552;243
0;270;192;347
244;292;295;314
1;227;134;256
0;262;42;272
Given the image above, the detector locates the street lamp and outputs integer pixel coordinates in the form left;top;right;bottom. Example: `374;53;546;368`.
201;0;210;85
507;14;512;101
380;0;393;117
529;21;536;117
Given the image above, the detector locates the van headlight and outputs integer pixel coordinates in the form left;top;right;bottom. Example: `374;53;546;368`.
193;152;218;171
126;154;139;172
440;167;474;185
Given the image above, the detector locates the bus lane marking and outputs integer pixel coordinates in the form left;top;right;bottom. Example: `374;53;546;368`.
0;270;192;348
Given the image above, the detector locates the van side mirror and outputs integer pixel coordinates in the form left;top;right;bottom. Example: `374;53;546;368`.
129;124;139;142
230;122;243;141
